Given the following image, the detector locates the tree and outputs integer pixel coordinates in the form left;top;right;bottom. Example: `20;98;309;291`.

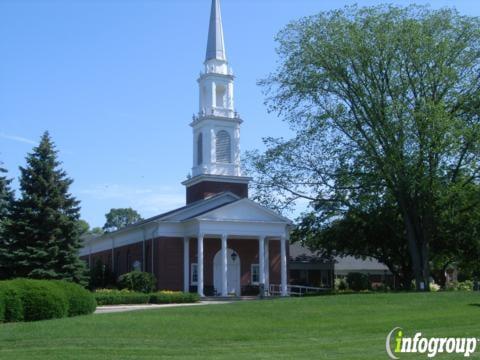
0;162;14;279
3;132;87;284
76;219;90;236
294;201;413;289
103;208;143;232
249;5;480;290
0;162;14;228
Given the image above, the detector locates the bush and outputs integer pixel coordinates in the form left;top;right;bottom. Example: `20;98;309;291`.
346;273;370;291
335;278;348;291
117;271;156;293
52;281;96;316
94;289;150;305
149;291;200;304
10;279;68;322
446;280;474;291
89;259;116;290
0;281;24;322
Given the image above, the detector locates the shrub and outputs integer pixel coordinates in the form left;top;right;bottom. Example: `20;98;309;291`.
149;291;200;304
446;280;474;291
118;271;156;293
10;279;68;322
94;289;150;305
89;259;116;290
52;281;96;316
346;272;370;291
335;278;348;291
0;281;24;322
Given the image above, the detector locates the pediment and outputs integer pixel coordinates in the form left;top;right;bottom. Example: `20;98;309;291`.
194;198;291;223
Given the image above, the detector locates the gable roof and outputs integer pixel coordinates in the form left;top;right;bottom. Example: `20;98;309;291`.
192;197;292;224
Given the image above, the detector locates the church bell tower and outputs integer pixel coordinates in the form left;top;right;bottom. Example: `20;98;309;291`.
183;0;250;204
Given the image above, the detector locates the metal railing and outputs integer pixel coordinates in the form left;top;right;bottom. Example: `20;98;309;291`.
269;284;330;297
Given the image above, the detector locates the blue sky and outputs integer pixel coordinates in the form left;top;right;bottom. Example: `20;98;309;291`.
1;0;479;228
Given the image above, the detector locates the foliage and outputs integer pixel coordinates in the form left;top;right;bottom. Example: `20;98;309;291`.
334;278;347;291
88;259;116;290
93;289;199;306
346;273;369;291
149;291;200;304
52;280;96;316
76;220;90;236
9;279;69;322
2;132;87;285
0;163;14;280
0;281;24;322
117;271;156;293
0;279;96;322
249;5;480;291
295;201;412;289
94;289;150;305
103;208;143;232
446;280;474;291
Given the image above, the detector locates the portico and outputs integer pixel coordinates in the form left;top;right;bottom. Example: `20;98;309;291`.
184;233;288;297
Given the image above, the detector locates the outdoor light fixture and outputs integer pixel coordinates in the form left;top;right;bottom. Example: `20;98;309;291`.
231;252;237;262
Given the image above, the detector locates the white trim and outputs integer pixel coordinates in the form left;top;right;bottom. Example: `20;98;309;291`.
182;174;251;187
191;263;198;285
251;263;259;285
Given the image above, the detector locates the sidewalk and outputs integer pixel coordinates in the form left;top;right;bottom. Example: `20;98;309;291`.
95;300;231;314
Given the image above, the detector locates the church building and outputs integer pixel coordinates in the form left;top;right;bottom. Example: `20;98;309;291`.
80;0;291;297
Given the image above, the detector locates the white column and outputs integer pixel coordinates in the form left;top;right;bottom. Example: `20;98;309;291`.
264;238;270;295
259;236;265;292
221;234;228;296
197;234;204;297
183;237;189;293
280;235;288;296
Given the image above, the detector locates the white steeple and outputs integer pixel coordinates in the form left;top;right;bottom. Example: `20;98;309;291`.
189;0;243;179
206;0;226;62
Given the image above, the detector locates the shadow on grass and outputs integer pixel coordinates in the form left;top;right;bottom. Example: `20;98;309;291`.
468;304;480;308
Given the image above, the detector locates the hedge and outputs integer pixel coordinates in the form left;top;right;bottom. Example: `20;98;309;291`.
8;279;69;322
94;289;199;305
94;289;150;305
0;279;97;323
149;291;200;304
0;282;24;322
52;281;97;316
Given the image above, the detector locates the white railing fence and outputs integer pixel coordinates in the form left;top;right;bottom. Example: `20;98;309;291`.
269;284;330;297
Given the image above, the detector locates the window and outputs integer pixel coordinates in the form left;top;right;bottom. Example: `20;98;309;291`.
215;84;226;108
197;133;203;165
251;264;259;285
216;130;231;163
191;263;198;285
126;250;132;272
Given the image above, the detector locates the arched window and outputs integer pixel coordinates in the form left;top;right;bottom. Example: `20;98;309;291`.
216;130;231;163
197;133;203;165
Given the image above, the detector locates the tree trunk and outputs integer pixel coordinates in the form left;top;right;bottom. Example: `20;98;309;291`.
398;198;430;291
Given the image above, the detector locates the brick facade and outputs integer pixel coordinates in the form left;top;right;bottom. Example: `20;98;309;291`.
82;236;281;294
186;180;248;204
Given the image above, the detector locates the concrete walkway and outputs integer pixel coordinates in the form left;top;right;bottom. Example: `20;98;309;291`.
95;301;231;314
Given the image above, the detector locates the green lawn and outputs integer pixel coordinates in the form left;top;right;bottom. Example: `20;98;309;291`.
0;292;479;359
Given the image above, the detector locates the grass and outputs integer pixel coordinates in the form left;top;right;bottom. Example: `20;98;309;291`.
0;292;479;359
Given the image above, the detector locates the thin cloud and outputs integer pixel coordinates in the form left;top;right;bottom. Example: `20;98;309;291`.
0;132;37;145
80;184;185;217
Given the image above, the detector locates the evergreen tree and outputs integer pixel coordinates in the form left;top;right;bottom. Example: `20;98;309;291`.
0;162;15;279
4;132;87;284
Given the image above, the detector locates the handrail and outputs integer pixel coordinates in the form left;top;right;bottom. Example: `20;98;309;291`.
269;284;330;297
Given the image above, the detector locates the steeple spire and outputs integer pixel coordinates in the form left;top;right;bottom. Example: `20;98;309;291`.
205;0;226;62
